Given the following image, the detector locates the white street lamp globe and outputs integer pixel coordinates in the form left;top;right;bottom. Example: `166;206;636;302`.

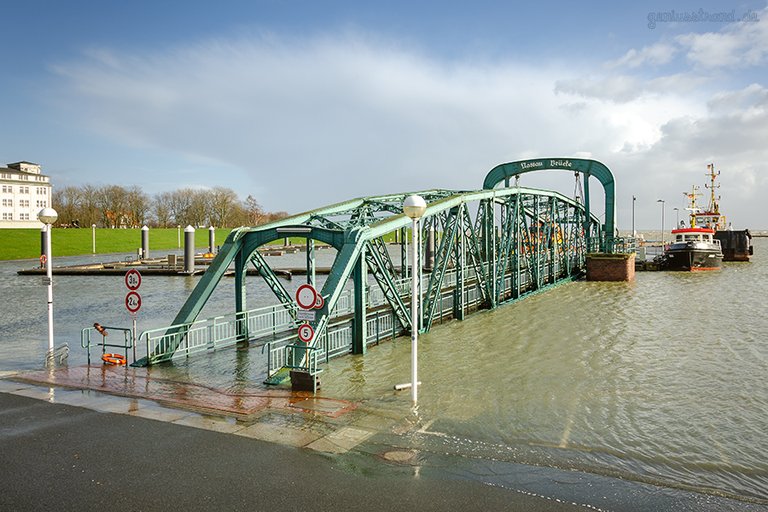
38;207;58;225
403;195;427;219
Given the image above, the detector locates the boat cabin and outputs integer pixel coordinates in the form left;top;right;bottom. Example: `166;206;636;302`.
670;227;720;248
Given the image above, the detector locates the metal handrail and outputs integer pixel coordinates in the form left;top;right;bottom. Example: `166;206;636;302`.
81;325;133;365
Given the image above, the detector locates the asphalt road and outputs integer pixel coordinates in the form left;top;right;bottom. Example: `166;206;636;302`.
2;392;766;512
0;392;582;512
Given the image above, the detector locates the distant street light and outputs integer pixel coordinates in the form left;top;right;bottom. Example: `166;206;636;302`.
657;199;665;247
92;224;96;254
402;194;427;406
38;207;58;361
632;195;636;238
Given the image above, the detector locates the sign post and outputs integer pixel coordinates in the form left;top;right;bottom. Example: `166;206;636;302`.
124;270;142;362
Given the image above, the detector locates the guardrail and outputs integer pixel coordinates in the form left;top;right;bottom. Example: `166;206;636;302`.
81;325;134;365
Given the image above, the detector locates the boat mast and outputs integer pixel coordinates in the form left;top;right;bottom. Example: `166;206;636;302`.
684;185;701;228
705;163;720;215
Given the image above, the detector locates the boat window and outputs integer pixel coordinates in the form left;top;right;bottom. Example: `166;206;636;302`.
684;234;699;241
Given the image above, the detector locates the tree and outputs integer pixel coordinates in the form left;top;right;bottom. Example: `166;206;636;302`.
244;195;264;226
80;185;102;227
52;186;82;226
209;187;239;227
169;188;195;227
152;191;173;227
126;185;150;227
98;185;129;228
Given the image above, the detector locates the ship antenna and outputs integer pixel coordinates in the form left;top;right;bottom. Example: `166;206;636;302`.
705;163;721;214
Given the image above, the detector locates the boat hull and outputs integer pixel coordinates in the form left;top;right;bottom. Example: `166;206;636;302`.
664;248;723;271
714;230;753;262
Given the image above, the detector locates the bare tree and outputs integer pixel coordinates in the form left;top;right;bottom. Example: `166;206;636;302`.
169;188;195;227
152;191;173;227
98;185;129;228
126;185;150;227
244;195;264;226
80;185;102;227
187;189;211;227
52;186;82;226
209;187;239;227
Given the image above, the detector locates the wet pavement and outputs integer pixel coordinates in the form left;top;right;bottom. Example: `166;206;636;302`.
2;367;767;511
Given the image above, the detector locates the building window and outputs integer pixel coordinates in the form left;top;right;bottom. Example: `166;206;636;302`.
2;199;12;207
1;185;10;193
2;213;11;220
20;199;29;208
37;200;47;208
20;186;29;194
37;187;48;195
19;213;29;220
0;173;10;179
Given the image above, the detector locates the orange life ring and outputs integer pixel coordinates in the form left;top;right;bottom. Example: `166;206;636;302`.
102;353;127;365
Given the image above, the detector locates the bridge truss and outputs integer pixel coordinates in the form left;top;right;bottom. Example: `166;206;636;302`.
133;159;619;385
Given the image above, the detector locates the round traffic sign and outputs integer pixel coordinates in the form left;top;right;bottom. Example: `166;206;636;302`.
125;291;142;314
297;323;314;343
296;284;318;310
125;269;142;290
314;293;325;310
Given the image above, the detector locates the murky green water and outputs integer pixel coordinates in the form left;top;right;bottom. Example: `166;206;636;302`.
1;240;766;501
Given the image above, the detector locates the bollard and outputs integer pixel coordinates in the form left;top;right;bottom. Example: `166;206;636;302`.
208;226;215;254
141;225;149;259
184;225;196;273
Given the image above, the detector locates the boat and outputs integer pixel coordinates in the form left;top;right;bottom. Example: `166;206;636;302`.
660;165;728;271
684;164;753;261
662;226;723;271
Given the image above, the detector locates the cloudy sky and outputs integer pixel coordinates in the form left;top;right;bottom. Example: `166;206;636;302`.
2;1;767;230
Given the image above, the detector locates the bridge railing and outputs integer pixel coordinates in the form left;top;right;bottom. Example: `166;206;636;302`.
138;239;588;370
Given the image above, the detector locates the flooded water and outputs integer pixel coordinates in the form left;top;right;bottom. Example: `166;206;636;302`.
1;240;767;502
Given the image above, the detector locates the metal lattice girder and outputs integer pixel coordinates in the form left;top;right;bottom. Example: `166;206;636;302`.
137;173;608;365
423;206;460;331
364;238;411;331
484;158;616;251
460;203;491;305
249;251;298;322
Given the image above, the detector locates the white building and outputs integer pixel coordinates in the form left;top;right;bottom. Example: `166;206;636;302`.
0;161;53;228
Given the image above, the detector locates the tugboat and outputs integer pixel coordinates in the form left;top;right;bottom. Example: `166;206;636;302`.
661;168;725;271
687;163;753;261
663;226;723;271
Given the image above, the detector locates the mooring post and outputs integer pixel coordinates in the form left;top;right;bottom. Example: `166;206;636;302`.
184;225;195;273
141;225;149;260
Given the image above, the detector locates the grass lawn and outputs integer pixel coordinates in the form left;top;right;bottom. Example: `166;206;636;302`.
0;227;236;261
1;227;405;261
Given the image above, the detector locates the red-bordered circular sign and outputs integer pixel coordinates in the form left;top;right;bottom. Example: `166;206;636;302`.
297;323;314;343
125;269;142;290
296;284;318;310
314;294;325;310
125;291;142;314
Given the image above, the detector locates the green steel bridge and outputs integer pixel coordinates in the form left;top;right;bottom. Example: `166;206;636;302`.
120;158;626;387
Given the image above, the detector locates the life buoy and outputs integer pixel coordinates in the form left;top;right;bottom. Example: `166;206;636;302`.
102;353;126;365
